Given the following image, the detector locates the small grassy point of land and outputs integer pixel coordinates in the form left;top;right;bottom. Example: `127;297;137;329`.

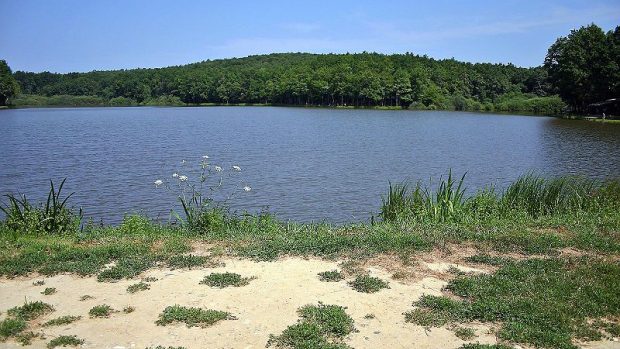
89;304;114;318
155;305;235;328
43;315;82;327
267;302;355;348
199;272;255;288
127;282;150;293
348;275;389;293
41;287;57;295
8;300;54;320
317;270;344;282
47;335;84;348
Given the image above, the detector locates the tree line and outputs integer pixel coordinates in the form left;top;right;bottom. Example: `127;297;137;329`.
1;24;618;115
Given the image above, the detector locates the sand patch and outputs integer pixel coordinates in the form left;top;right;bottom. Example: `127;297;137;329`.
0;257;616;349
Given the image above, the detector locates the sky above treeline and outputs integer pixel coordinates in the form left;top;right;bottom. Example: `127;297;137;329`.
1;0;619;73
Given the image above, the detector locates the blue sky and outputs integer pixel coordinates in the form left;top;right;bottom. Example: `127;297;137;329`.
1;0;619;73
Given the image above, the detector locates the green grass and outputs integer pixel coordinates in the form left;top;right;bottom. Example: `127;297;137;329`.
458;345;513;349
155;305;235;328
405;258;620;349
453;326;477;340
41;287;57;295
47;335;84;348
127;282;150;293
89;304;114;318
166;254;212;269
348;275;389;293
16;331;40;345
199;272;255;288
8;300;54;320
267;302;355;349
43;315;82;327
0;318;27;339
317;270;344;282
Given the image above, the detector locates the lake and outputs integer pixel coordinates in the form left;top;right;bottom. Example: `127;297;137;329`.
1;107;619;224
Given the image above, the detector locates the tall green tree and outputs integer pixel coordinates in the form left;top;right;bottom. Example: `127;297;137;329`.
0;60;20;106
544;24;619;112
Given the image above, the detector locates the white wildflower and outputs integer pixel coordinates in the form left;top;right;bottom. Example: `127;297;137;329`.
181;160;186;164
214;166;222;172
243;186;252;192
172;173;179;178
232;165;241;171
154;179;163;187
202;155;210;159
179;175;188;182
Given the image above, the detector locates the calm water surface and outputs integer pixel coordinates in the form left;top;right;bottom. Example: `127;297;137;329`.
1;107;619;224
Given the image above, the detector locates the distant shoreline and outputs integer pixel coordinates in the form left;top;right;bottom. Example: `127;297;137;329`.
3;101;569;118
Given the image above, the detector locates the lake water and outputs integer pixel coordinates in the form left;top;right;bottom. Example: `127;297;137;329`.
1;107;619;224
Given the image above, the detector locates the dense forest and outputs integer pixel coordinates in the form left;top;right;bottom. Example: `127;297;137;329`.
1;24;618;115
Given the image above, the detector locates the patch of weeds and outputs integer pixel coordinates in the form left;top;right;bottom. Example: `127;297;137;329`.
348;275;389;293
41;287;57;295
127;282;150;294
47;335;84;348
199;272;255;288
43;315;82;327
155;305;236;328
267;302;355;348
0;317;27;339
142;276;158;282
364;313;376;319
89;304;114;318
32;280;45;286
97;257;154;282
338;260;364;276
146;346;188;349
453;326;477;340
8;300;54;320
465;254;512;266
123;306;135;314
406;258;620;349
166;254;210;269
79;295;93;301
16;331;40;345
458;344;513;349
318;270;344;282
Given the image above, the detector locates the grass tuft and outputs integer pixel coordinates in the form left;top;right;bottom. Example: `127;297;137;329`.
89;304;114;318
155;305;235;328
267;302;355;348
47;335;84;348
8;300;54;320
199;272;255;288
0;317;27;340
43;315;82;327
348;275;389;293
166;254;211;269
123;306;135;314
317;270;344;282
127;282;150;294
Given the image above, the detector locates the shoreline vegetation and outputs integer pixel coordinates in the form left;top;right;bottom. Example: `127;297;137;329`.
1;173;620;348
6;93;568;118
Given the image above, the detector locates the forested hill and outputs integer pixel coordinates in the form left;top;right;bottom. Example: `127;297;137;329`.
12;52;563;114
